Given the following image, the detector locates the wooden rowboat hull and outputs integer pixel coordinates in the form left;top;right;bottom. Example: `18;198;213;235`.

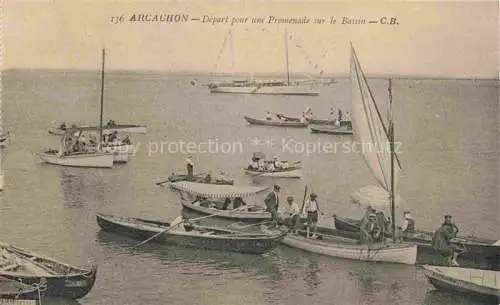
281;234;417;265
167;173;234;185
0;276;38;299
244;168;302;178
0;243;97;299
423;265;500;304
36;151;114;168
181;200;271;223
333;215;500;270
243;116;308;128
96;213;285;254
309;125;353;135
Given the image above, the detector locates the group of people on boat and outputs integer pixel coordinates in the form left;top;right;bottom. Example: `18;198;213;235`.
248;155;290;172
265;184;324;238
58;128;131;156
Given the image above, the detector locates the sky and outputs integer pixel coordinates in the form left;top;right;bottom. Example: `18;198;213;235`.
3;0;499;78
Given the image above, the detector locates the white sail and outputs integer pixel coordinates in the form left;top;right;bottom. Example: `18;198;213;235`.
350;44;401;194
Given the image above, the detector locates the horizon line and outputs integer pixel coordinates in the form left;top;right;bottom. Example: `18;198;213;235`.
2;68;499;81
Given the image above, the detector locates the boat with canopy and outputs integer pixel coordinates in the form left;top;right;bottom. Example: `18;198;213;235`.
279;44;418;265
169;181;272;223
0;241;97;299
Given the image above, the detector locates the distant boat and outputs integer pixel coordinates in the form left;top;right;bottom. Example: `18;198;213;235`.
0;241;97;299
423;265;500;304
48;122;147;136
309;124;353;135
243;115;307;128
243;167;302;178
276;114;352;128
208;29;319;96
96;213;286;254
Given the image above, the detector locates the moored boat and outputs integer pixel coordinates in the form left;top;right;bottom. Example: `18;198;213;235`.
0;242;97;299
36;150;114;168
243;167;302;178
166;172;234;185
309;124;353;135
243;116;307;128
211;82;319;96
280;231;417;265
170;181;272;223
276;114;352;128
333;215;500;270
96;213;286;254
423;265;500;304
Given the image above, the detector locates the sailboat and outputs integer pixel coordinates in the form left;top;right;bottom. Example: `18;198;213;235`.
209;29;319;96
36;48;115;168
277;44;417;265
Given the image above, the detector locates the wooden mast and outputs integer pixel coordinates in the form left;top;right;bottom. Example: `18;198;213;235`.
285;28;290;86
388;79;396;240
99;48;105;149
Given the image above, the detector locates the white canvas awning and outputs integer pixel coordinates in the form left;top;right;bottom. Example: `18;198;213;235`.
169;181;268;199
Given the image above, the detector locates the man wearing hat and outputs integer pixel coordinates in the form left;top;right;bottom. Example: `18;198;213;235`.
185;154;194;180
265;185;281;227
282;196;300;234
360;213;383;244
432;214;462;266
302;193;324;238
401;211;416;235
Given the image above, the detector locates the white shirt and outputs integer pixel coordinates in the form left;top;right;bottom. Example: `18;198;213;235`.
282;161;289;169
402;219;409;231
266;112;272;119
267;163;275;171
300;116;307;123
289;202;300;216
304;199;318;212
185;158;194;166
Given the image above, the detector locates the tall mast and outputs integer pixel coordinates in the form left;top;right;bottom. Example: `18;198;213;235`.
284;28;290;86
388;78;396;240
99;48;105;149
229;30;235;77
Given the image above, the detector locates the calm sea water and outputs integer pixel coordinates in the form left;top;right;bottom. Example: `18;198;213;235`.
0;70;498;305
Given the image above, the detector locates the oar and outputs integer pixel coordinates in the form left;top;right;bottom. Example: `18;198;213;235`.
130;205;248;249
299;185;308;216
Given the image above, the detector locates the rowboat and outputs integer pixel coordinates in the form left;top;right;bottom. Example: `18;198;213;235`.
170;181;272;223
49;123;147;136
280;231;417;265
243;116;307;128
0;276;38;299
423;265;500;304
243;167;302;178
96;213;286;254
276;113;352;127
0;242;97;299
309;125;353;135
334;215;500;270
36;150;114;168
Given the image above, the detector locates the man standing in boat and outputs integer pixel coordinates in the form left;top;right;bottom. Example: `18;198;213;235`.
302;193;324;238
360;213;383;244
432;214;462;266
185;154;194;180
265;185;281;227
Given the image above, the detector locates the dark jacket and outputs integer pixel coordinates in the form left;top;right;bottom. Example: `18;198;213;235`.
264;191;279;212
